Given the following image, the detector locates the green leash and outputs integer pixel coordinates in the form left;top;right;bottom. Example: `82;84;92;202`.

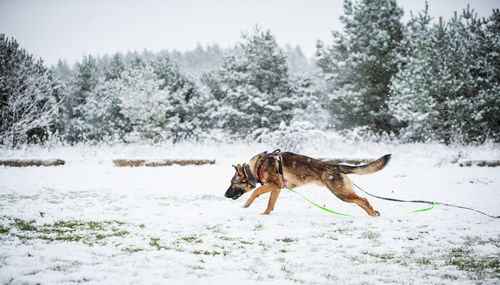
284;187;434;216
408;203;434;214
284;187;350;216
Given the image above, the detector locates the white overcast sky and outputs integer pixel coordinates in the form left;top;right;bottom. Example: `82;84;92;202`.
1;0;498;66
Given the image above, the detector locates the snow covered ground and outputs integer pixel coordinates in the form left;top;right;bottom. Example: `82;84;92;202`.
0;138;499;284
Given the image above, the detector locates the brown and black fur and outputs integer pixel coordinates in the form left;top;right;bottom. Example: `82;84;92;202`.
225;152;391;216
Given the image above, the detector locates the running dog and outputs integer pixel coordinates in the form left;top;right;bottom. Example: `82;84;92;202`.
224;150;391;216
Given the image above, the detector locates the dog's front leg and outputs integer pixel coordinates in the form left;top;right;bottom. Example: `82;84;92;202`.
243;184;275;208
263;188;281;214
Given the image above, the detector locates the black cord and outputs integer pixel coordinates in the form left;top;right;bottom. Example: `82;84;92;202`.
352;182;500;219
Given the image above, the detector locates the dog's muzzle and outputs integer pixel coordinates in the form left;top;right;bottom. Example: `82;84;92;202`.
225;186;245;200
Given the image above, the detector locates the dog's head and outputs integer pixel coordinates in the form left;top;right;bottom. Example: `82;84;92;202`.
224;163;257;200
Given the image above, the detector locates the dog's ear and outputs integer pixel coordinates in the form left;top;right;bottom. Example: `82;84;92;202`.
237;164;244;174
233;164;244;174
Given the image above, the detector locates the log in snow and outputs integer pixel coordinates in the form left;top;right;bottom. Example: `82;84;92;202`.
459;160;500;167
113;159;215;167
0;159;65;167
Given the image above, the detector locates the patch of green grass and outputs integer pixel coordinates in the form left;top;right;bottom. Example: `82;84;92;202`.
13;218;37;231
123;247;144;253
0;224;9;234
416;257;431;265
4;217;131;245
441;273;459;280
470;237;500;248
277;237;294;243
361;231;380;240
446;247;500;280
192;250;220;256
112;230;129;237
149;237;186;252
205;225;225;235
332;228;349;234
180;235;203;244
258;241;269;249
362;251;394;262
464;236;481;247
150;237;170;251
219;236;233;241
254;224;263;230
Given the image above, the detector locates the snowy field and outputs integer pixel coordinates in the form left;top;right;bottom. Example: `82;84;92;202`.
0;138;499;284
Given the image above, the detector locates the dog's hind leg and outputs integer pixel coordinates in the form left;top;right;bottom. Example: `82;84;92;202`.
324;174;380;216
340;193;380;216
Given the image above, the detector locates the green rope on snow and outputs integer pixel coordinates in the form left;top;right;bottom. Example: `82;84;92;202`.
284;187;350;216
284;186;434;216
408;203;434;214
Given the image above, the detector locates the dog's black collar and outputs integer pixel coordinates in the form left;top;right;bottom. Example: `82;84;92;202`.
243;164;258;187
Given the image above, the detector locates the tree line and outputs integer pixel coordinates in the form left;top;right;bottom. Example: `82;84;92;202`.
1;0;498;147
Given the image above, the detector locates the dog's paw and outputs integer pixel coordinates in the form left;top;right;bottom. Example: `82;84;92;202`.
372;211;380;217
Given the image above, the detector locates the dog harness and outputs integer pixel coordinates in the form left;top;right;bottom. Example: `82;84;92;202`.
255;149;287;187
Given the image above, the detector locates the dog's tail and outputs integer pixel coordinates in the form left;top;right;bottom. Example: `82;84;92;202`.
332;154;391;175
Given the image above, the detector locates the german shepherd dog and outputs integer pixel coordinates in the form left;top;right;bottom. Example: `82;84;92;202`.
225;151;391;216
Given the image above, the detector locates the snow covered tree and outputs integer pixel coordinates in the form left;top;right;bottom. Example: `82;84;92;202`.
51;50;211;143
285;44;313;76
0;34;58;147
289;76;328;129
114;64;202;142
316;0;404;132
59;55;99;142
167;44;226;78
203;27;311;137
389;6;500;143
104;53;125;81
51;59;73;82
387;5;439;142
95;55;208;142
472;9;500;142
152;54;211;141
114;66;168;141
83;77;131;142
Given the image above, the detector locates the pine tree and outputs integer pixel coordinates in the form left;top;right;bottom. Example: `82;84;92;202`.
0;34;58;147
117;66;169;141
203;27;300;137
316;0;404;132
474;9;500;141
112;57;209;142
152;55;210;141
167;44;226;77
60;55;99;142
389;6;500;143
285;45;313;76
84;77;131;142
105;53;125;81
51;59;72;82
387;5;439;141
